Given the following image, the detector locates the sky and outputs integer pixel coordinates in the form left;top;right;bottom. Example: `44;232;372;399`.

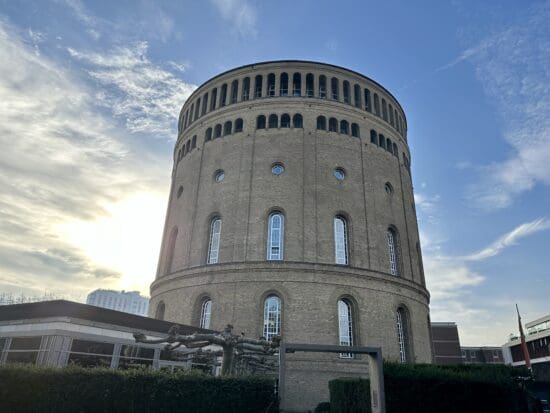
0;0;548;346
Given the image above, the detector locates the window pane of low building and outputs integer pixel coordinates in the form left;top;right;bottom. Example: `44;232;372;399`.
10;336;42;350
70;339;115;356
68;353;112;368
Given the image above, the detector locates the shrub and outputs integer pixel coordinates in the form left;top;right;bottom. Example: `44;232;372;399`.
314;401;331;412
0;364;276;413
329;363;529;413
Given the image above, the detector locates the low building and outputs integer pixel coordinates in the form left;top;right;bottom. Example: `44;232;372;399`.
0;300;211;371
86;289;149;316
503;314;550;381
430;322;462;365
461;346;504;364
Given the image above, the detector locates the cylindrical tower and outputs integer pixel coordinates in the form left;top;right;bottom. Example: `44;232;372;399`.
151;60;431;383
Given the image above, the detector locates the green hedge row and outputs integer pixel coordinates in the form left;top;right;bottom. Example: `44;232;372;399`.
329;363;530;413
0;365;277;413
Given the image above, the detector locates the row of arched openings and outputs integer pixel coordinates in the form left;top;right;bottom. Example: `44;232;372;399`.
162;214;403;278
180;71;406;139
153;297;412;362
205;118;244;142
256;114;303;129
317;116;360;137
177;135;197;163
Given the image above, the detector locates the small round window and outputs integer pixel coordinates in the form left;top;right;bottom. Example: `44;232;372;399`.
385;182;393;194
177;186;183;198
214;170;225;183
271;163;285;176
334;168;345;181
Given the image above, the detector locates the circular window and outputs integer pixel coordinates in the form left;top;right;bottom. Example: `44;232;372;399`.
214;170;225;183
177;186;183;198
271;163;285;176
385;182;394;194
334;168;345;181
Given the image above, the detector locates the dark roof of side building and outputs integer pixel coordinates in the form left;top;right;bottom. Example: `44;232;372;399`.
0;300;213;335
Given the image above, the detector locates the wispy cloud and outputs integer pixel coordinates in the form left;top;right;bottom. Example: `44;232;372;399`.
210;0;258;37
68;42;195;139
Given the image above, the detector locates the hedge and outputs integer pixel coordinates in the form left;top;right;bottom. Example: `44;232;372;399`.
0;365;277;413
329;363;530;413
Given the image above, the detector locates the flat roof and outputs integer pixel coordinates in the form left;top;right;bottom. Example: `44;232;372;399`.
0;300;212;335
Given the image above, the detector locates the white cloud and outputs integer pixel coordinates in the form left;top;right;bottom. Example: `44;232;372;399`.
68;42;196;139
210;0;258;37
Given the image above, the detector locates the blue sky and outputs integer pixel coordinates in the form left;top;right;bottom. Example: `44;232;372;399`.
0;0;548;346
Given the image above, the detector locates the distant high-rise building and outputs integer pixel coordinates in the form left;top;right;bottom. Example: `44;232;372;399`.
86;289;149;316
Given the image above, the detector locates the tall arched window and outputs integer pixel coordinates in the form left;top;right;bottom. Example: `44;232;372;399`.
364;88;372;112
338;299;354;358
205;128;212;142
280;73;289;96
340;120;349;135
267;73;276;97
268;114;278;128
394;109;399;130
396;307;411;363
191;135;197;149
334;216;349;265
254;75;263;98
393;143;398;157
155;301;165;320
292;73;301;96
210;88;217;111
256;115;266;129
164;226;178;275
329;117;338;132
351;123;360;138
220;84;227;107
234;118;244;133
194;98;200;120
189;103;194;124
267;212;284;260
214;124;222;138
281;114;290;128
387;227;399;276
319;75;327;98
201;92;208;116
374;93;380;116
379;134;386;150
223;120;232;136
292;114;303;128
331;77;339;100
382;98;388;121
207;217;222;264
199;298;212;329
263;295;281;340
343;81;350;104
242;77;250;101
354;84;362;108
306;73;314;97
230;79;238;104
386;138;393;154
389;103;394;126
317;116;326;130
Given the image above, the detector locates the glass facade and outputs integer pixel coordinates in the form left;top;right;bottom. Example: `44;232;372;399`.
263;295;281;341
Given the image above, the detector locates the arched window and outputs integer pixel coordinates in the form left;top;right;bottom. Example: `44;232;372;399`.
230;79;238;104
199;298;212;329
293;114;303;128
201;92;208;116
191;135;197;149
210;88;217;111
329;117;338;132
242;77;250;101
394;109;399;130
351;123;360;138
374;93;380;116
155;301;165;320
396;307;411;363
214;124;222;138
205;128;212;142
223;120;232;136
306;73;314;97
292;73;301;96
207;217;222;264
319;75;327;98
164;226;178;275
183;109;189;129
379;134;386;150
386;138;393;154
334;216;348;265
340;120;349;135
364;88;372;112
189;103;194;124
317;116;326;130
331;77;339;100
186;140;191;154
234;118;243;133
280;73;289;96
389;104;394;126
387;227;399;276
254;75;263;98
194;98;200;120
181;143;187;158
343;81;350;104
354;84;362;108
263;295;281;341
382;98;388;121
220;84;227;107
338;299;354;358
370;129;378;145
256;115;266;129
281;114;291;128
267;73;276;97
267;212;284;260
392;143;398;157
268;114;278;129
